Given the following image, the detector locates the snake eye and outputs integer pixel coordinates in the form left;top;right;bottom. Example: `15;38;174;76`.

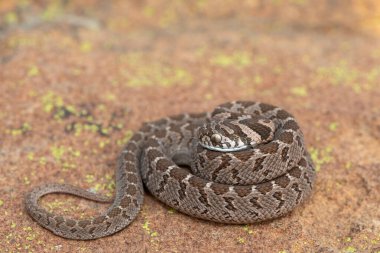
211;133;222;143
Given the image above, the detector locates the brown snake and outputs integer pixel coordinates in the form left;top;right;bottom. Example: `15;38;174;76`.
25;101;316;240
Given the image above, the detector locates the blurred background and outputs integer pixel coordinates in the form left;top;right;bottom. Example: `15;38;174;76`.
1;0;380;35
1;1;380;253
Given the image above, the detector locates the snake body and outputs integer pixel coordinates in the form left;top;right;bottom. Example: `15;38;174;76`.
25;101;315;240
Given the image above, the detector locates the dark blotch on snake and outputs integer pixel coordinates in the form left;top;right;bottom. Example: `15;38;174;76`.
92;216;107;225
211;155;232;181
275;175;290;188
234;186;252;198
256;182;273;194
146;149;162;161
65;219;76;227
156;158;173;172
278;131;294;144
258;142;279;154
123;152;135;162
259;103;276;113
169;167;190;181
276;109;292;120
283;120;299;131
188;176;207;188
119;196;132;208
298;157;307;167
272;192;285;209
210;183;229;195
124;163;136;173
249;197;263;209
235;150;254;162
289;166;302;178
171;114;186;121
108;207;122;218
223;197;237;211
78;220;91;228
240;119;272;140
281;147;289;162
126;185;137;195
252;157;266;172
127;174;138;184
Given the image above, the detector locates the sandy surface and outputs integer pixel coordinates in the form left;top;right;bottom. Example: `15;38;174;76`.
1;1;380;252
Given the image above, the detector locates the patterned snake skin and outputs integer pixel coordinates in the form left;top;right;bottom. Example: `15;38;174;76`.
25;101;315;240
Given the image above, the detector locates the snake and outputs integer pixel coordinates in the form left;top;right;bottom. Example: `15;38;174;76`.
25;101;316;240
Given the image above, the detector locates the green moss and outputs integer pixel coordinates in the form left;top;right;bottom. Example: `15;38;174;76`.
317;61;380;93
99;139;110;149
7;34;38;49
290;0;308;5
237;237;246;244
273;66;283;74
23;226;32;232
127;66;192;87
85;174;95;183
42;0;63;21
290;86;308;97
41;91;64;113
105;93;117;101
344;246;357;253
99;127;111;136
309;146;333;172
210;52;251;68
50;146;80;170
196;0;207;9
51;146;66;161
62;162;76;170
142;221;150;231
254;75;263;84
41;92;81;121
243;225;254;234
159;8;177;28
17;0;30;7
0;199;3;207
317;61;357;86
39;157;47;165
204;93;213;100
328;122;339;131
54;105;77;120
142;220;159;238
26;234;36;241
89;173;115;195
121;53;193;87
27;65;39;77
366;66;380;83
46;200;65;211
80;42;93;53
143;6;155;17
5;122;31;136
117;130;134;146
24;176;30;185
27;152;35;161
4;12;18;25
254;55;268;65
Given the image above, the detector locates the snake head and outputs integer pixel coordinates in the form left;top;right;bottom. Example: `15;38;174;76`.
197;117;275;152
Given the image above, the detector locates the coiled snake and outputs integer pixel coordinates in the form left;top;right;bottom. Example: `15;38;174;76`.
25;101;315;240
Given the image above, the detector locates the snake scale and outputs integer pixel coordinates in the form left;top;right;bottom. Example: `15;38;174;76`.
25;101;316;240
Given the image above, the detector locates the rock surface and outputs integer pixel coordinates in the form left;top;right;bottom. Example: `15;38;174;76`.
0;1;380;252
